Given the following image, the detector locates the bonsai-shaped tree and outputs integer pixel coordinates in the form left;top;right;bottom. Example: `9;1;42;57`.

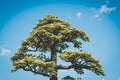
11;15;105;80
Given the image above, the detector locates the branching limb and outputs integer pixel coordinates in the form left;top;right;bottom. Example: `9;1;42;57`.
57;64;74;70
23;67;50;77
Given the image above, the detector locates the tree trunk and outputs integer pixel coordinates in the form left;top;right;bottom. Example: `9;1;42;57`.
50;46;57;80
50;74;57;80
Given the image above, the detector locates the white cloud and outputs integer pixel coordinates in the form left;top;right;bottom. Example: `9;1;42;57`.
93;14;101;21
93;13;99;18
91;5;116;21
77;12;82;19
90;0;116;21
0;48;11;56
99;5;116;14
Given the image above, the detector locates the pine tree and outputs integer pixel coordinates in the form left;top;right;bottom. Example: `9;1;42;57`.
11;15;105;80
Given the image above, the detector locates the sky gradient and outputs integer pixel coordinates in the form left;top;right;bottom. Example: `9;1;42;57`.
0;0;120;80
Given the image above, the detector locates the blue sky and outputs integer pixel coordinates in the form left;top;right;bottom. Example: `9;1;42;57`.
0;0;120;80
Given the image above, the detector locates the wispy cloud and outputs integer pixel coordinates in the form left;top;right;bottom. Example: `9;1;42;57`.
93;13;101;21
99;5;116;14
91;0;116;21
0;48;11;56
77;12;82;19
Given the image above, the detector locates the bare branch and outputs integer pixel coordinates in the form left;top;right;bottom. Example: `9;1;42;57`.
28;49;37;52
57;65;73;70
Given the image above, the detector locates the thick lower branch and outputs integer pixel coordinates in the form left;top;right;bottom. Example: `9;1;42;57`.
22;61;50;77
57;65;74;70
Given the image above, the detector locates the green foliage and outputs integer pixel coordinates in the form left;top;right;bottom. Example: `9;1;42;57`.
11;15;105;79
62;76;76;80
11;54;55;76
59;50;105;76
62;75;82;80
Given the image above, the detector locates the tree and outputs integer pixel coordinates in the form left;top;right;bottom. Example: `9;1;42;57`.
62;75;76;80
62;75;82;80
11;15;105;80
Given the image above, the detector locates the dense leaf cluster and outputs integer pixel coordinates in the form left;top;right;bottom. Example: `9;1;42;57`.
62;75;82;80
60;50;105;76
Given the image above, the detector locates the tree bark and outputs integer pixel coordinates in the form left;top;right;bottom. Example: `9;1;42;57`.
57;65;74;70
50;46;57;80
50;74;57;80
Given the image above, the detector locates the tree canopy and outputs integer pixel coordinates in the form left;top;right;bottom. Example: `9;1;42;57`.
11;15;105;80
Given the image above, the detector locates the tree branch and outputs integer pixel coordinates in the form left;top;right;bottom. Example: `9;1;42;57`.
57;65;74;70
28;49;37;52
23;67;50;77
22;61;50;77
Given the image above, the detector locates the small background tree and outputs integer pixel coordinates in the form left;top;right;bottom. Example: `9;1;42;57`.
62;75;76;80
11;15;105;80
